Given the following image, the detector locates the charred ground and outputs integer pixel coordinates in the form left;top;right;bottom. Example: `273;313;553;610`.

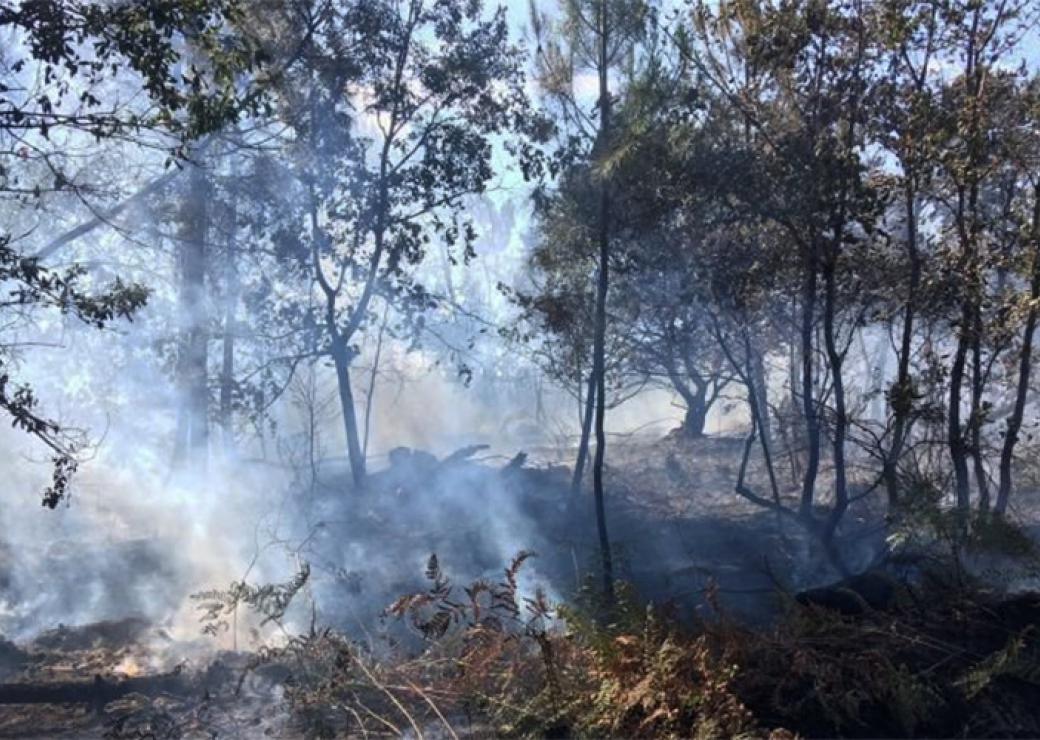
0;435;1038;737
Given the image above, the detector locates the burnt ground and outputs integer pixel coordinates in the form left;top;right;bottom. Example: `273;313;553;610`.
0;617;293;737
0;432;1032;737
298;432;888;634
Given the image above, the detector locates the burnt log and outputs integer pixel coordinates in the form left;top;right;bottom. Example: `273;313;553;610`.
439;444;490;467
796;570;899;616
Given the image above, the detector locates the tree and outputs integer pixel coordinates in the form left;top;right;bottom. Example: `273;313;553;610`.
530;0;649;600
264;0;541;488
618;271;732;439
682;0;883;562
868;0;944;511
600;46;735;441
924;0;1035;516
0;0;263;503
170;154;213;470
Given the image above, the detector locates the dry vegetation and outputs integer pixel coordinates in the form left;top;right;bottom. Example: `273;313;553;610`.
199;545;1040;739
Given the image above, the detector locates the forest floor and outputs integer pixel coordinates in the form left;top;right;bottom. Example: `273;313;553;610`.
1;432;1039;737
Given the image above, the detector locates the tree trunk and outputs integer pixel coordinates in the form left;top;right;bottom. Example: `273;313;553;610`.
305;81;384;491
363;305;390;459
750;341;771;451
949;306;972;513
219;311;236;457
682;388;708;439
949;7;983;519
332;342;366;488
970;309;990;511
784;317;804;485
884;186;920;509
822;260;849;544
667;365;708;439
219;176;239;458
571;369;596;495
592;219;613;604
219;303;235;457
996;185;1040;514
172;160;210;471
591;1;614;603
741;331;781;504
799;254;821;521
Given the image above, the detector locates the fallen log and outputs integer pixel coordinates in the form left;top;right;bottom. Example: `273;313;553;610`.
439;444;490;467
0;671;193;706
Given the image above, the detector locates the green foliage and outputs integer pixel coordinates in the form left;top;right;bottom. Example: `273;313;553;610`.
191;562;311;636
1;0;265;143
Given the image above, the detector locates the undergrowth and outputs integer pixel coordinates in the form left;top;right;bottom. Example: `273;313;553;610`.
210;548;1040;738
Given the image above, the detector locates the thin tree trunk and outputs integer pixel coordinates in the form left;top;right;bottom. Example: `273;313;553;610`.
305;69;390;491
822;260;849;544
219;309;235;456
740;331;781;505
219;174;239;458
363;305;390;460
257;384;268;461
950;5;984;519
786;315;803;485
949;308;972;513
592;230;613;603
572;369;596;495
996;185;1040;514
884;186;920;508
799;255;821;520
305;364;320;496
591;0;614;603
751;343;771;452
332;343;366;488
970;309;990;511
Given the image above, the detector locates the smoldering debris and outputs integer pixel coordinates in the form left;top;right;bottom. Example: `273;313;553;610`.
30;618;152;654
284;444;584;635
258;436;887;639
0;616;294;738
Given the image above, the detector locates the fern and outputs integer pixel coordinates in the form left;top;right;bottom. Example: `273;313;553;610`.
191;563;311;636
386;550;545;641
959;628;1040;700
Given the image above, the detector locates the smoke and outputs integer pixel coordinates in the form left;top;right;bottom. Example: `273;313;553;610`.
0;298;570;646
0;266;795;651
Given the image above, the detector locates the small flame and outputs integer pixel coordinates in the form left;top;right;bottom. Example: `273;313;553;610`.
114;654;143;677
